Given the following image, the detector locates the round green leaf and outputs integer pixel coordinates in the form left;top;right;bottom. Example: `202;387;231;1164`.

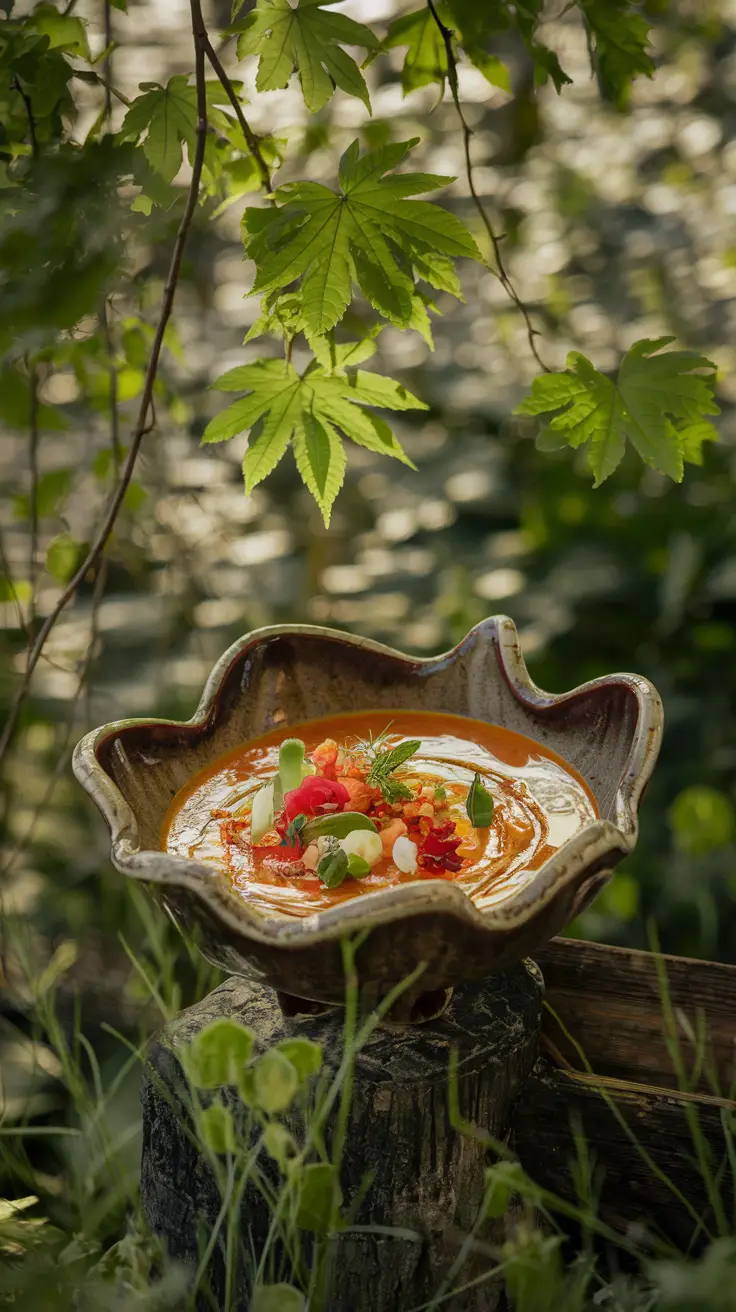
251;1285;305;1312
199;1102;236;1155
262;1122;296;1169
186;1018;255;1089
252;1049;299;1114
276;1038;322;1081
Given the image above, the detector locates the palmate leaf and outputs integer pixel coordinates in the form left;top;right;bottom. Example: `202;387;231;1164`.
234;0;378;112
578;0;654;106
515;338;719;486
376;5;509;96
204;354;426;525
120;76;240;184
242;139;482;338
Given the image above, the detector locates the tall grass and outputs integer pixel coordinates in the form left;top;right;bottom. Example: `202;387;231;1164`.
2;895;736;1310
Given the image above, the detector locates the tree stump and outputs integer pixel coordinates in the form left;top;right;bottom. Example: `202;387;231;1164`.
141;963;544;1311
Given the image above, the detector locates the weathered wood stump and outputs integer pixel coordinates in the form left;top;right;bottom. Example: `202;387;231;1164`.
141;963;544;1311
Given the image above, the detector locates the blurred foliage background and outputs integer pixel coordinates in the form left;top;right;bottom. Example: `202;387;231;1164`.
2;0;736;1289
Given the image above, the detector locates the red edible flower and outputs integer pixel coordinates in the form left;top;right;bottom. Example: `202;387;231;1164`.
419;821;464;873
282;775;350;824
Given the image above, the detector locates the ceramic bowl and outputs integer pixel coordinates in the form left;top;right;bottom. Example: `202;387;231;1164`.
73;618;663;1010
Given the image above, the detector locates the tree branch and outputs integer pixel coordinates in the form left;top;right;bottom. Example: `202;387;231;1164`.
191;0;273;193
13;78;38;159
103;0;114;125
27;365;39;634
427;0;548;372
0;6;210;769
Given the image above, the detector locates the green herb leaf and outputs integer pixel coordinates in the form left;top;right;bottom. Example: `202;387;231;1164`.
301;811;378;845
466;773;493;828
317;848;349;888
235;0;378;112
515;338;719;486
346;854;371;878
284;813;307;846
367;739;421;783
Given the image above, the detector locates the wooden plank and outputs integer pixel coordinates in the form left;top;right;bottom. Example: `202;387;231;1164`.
512;1059;734;1252
534;937;736;1095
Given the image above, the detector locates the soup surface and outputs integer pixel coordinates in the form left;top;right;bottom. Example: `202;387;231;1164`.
163;711;598;919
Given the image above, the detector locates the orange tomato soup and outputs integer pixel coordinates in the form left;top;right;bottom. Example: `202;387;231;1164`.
162;711;598;919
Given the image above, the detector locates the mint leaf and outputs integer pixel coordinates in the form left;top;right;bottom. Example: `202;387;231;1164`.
205;354;425;525
515;338;719;486
235;0;378;112
241;139;482;336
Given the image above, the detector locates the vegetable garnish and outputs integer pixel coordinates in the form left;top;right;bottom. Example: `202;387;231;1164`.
301;811;378;844
366;738;421;803
317;848;349;888
466;773;494;828
245;723;481;889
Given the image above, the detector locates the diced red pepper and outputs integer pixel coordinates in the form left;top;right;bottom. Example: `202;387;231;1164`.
419;820;464;873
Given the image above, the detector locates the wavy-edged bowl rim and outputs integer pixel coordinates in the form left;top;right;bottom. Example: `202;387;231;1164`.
72;617;663;947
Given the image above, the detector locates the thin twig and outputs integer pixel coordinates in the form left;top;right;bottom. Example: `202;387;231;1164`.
0;13;209;770
426;0;548;372
0;528;30;644
27;365;39;635
101;299;121;471
0;556;109;882
13;78;38;159
103;0;114;125
192;4;272;193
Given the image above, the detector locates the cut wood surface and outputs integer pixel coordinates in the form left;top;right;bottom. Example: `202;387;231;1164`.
513;1058;735;1251
535;937;736;1095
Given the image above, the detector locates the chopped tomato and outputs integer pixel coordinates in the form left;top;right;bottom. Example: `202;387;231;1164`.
337;775;379;813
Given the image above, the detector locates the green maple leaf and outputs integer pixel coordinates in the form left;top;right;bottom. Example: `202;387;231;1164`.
376;6;509;96
204;351;426;525
234;0;378;112
515;338;719;486
241;138;482;337
121;76;238;183
579;0;654;106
